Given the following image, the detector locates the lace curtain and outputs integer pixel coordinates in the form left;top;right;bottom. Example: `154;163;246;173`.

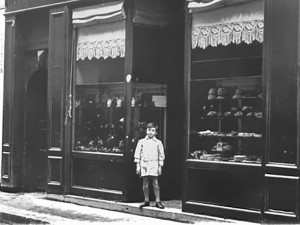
192;19;263;49
73;1;126;60
76;20;125;61
189;0;264;49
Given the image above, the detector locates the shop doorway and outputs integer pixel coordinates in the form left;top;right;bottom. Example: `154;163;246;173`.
132;25;184;201
23;55;48;191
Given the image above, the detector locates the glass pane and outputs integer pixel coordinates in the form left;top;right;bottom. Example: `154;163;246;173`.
74;83;126;154
76;58;124;84
73;53;125;154
189;77;263;164
130;84;167;152
191;44;263;80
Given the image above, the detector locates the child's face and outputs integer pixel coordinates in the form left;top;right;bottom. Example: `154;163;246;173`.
146;127;157;138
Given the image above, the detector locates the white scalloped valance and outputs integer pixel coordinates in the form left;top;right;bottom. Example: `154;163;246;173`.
192;19;264;49
189;0;264;49
73;1;126;60
76;20;125;61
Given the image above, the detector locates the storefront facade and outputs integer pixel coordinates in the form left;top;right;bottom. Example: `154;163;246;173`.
183;0;300;223
1;0;184;201
1;0;300;223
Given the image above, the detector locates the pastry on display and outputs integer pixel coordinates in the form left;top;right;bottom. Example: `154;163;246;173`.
190;150;206;159
234;111;243;118
198;130;213;136
207;111;218;117
242;106;253;115
193;85;262;164
232;88;244;99
208;88;217;100
230;131;238;136
217;87;229;100
246;111;255;117
233;155;246;162
211;142;232;152
231;106;238;113
224;111;233;117
238;132;251;137
255;112;262;118
253;133;262;138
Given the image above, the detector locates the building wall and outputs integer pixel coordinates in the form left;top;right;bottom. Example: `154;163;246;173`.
0;0;5;178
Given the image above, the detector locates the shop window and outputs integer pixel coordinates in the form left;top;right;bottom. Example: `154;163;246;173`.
187;0;264;164
74;58;125;155
75;58;124;84
189;44;263;164
74;83;126;154
71;2;167;156
72;1;127;154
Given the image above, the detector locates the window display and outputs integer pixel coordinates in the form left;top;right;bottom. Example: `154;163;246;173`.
189;77;263;164
74;83;126;154
73;83;167;155
187;1;263;164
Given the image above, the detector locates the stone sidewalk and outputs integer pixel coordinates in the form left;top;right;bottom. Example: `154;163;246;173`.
0;191;257;224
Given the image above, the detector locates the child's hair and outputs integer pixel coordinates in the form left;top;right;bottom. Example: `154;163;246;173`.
146;122;158;131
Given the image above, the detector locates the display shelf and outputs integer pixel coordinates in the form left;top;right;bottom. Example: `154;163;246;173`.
199;117;262;121
195;131;262;138
190;75;262;82
191;56;262;63
72;151;123;162
194;135;262;139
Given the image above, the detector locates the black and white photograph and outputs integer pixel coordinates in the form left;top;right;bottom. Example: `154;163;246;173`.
0;0;298;224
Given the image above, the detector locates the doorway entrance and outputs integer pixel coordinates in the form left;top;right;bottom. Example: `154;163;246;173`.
24;67;48;191
132;25;184;201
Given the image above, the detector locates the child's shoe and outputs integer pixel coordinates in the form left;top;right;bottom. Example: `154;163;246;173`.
139;201;150;208
155;202;165;209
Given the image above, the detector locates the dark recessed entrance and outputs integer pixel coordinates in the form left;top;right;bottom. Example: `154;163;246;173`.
24;67;48;191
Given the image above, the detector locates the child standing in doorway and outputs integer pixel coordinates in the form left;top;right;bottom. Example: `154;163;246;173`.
134;122;165;209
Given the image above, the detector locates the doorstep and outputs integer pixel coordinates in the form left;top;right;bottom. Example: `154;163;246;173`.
46;194;251;224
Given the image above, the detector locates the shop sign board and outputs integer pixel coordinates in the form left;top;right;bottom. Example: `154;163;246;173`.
6;0;81;12
152;95;167;108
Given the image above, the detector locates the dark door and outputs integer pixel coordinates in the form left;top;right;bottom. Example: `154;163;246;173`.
24;68;48;191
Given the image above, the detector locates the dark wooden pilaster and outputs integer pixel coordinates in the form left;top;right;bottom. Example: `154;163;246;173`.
123;0;134;201
1;15;25;190
182;0;191;205
47;6;71;194
264;0;300;221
